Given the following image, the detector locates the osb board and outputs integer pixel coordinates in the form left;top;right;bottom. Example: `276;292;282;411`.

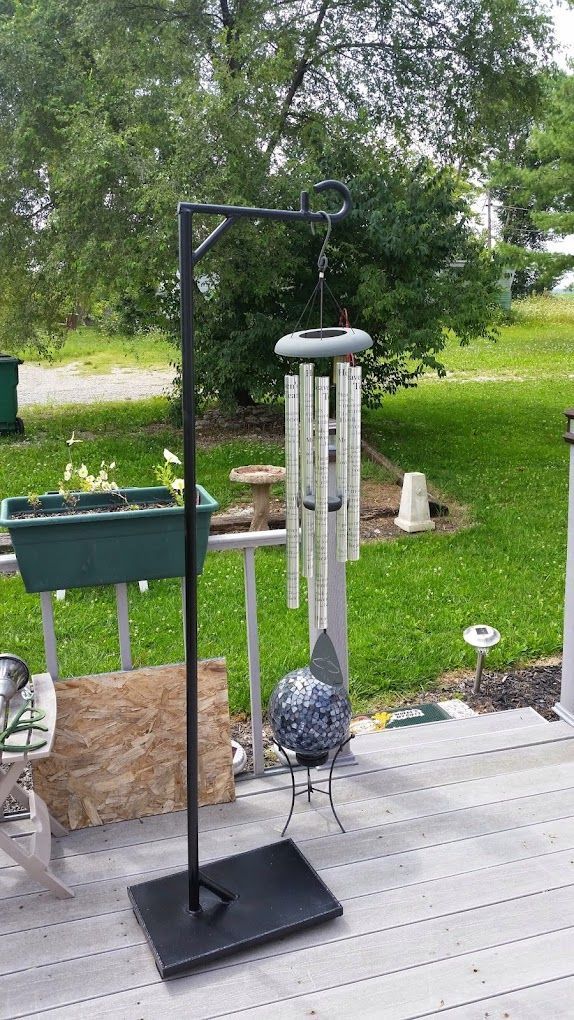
34;660;234;830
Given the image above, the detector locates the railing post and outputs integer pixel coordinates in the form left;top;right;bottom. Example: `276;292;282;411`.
115;583;133;671
556;410;574;726
40;591;59;681
3;533;288;779
242;546;265;777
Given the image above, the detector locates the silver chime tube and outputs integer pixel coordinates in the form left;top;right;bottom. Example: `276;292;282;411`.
314;376;330;630
285;374;300;608
347;365;362;560
300;363;315;579
336;361;349;563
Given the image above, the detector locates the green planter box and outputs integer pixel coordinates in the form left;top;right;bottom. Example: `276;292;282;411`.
0;485;218;593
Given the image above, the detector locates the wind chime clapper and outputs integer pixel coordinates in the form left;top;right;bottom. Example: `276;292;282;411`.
276;328;373;633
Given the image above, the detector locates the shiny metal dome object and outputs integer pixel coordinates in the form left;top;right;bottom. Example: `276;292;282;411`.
0;653;31;726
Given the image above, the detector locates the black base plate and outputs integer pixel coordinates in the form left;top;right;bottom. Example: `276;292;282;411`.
128;839;343;979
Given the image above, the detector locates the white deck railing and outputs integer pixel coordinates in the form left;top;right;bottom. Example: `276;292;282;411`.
0;531;287;777
0;519;350;776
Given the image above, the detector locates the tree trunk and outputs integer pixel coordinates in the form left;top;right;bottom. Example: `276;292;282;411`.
234;387;256;407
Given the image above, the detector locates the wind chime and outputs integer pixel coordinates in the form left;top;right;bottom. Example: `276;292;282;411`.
275;216;373;630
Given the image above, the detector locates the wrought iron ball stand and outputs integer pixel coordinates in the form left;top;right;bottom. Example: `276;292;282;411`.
128;181;353;979
276;734;354;837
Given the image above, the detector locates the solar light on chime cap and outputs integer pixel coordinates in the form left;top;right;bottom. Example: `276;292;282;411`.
463;625;500;694
275;326;372;358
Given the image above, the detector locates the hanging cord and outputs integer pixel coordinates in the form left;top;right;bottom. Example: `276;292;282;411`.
317;213;332;339
292;212;337;336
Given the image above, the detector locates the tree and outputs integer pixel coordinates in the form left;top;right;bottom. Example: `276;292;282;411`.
0;0;552;385
192;139;499;407
489;73;574;293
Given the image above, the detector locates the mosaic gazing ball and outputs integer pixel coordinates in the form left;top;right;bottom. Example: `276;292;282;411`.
269;665;352;766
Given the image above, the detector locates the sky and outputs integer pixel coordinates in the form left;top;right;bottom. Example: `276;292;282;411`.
554;2;574;67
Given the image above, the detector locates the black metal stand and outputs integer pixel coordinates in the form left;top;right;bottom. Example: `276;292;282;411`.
128;180;352;978
276;736;353;837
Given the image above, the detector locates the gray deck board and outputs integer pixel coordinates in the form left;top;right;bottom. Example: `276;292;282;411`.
1;713;574;1018
3;724;572;878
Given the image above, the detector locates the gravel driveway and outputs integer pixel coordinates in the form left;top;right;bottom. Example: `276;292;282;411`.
18;362;173;406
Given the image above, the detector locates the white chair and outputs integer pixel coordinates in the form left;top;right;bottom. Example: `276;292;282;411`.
0;672;73;898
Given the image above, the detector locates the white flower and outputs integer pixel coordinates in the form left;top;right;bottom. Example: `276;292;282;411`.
77;464;88;479
171;478;185;493
101;481;112;492
99;470;108;481
109;461;116;470
163;449;181;466
86;475;95;485
63;466;72;482
66;432;82;446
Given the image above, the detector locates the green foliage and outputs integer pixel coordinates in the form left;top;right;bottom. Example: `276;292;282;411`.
489;72;574;292
0;0;553;358
0;296;572;711
21;327;172;374
193;146;500;406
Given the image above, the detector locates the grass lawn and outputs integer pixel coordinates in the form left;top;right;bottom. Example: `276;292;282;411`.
0;296;572;714
20;326;172;374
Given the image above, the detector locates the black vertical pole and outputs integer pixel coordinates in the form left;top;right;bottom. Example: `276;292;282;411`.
178;208;201;914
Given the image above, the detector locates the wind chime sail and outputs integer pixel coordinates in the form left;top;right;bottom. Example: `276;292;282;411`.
283;360;363;631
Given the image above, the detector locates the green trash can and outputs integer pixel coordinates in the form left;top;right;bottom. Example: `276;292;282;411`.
0;355;24;435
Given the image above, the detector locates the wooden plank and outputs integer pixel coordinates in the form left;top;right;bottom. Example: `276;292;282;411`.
4;743;574;882
33;660;234;829
5;741;574;881
238;712;561;797
219;929;574;1020
13;753;574;878
349;717;569;764
252;718;572;799
7;717;565;849
439;975;574;1019
236;731;574;806
4;836;574;982
4;779;574;938
5;720;567;863
345;706;547;753
9;889;574;1019
3;767;574;906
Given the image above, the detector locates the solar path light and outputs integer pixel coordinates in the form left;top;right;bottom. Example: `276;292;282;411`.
463;625;500;694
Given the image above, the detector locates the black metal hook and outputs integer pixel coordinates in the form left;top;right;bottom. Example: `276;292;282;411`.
313;180;352;223
182;179;352;265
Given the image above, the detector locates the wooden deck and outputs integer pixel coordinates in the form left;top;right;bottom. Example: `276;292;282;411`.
3;707;574;1018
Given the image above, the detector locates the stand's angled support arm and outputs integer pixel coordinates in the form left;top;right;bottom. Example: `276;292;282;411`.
128;179;351;977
